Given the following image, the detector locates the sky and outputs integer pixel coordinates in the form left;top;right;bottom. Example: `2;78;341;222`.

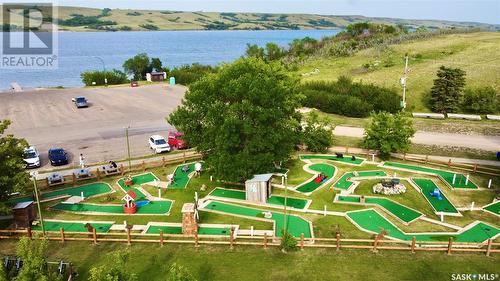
3;0;499;24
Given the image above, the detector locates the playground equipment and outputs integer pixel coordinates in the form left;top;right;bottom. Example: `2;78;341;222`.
122;190;138;214
245;174;273;204
429;188;443;201
314;173;328;184
124;175;133;187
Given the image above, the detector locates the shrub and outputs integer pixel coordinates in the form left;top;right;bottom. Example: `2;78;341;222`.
301;112;334;153
168;63;217;85
140;24;159;30
81;69;129;86
280;229;298;252
462;86;499;114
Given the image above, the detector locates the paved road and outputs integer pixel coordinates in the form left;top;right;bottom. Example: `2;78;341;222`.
334;126;500;151
0;84;186;169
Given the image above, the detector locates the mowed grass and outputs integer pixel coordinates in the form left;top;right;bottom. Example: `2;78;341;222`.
0;240;498;281
299;32;500;112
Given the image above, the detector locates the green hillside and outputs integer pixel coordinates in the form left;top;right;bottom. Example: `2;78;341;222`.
298;32;500;112
3;5;497;32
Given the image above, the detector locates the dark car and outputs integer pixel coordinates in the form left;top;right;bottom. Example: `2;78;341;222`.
72;96;88;108
48;148;69;166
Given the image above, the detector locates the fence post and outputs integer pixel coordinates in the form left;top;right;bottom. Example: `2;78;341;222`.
72;173;76;186
194;232;199;248
345;146;349;154
96;168;101;181
160;230;164;247
447;237;453;255
300;233;304;250
229;228;234;249
263;233;268;249
45;178;50;187
425;155;429;164
336;233;341;251
27;227;32;239
486;239;492;257
473;164;478;173
411;236;416;254
60;227;65;243
92;228;97;245
372;237;379;253
142;161;146;172
183;151;186;163
127;228;131;246
162;157;166;167
448;159;452;167
120;164;125;175
403;153;406;161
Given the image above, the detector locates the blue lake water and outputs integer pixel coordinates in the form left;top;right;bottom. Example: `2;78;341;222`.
0;29;341;90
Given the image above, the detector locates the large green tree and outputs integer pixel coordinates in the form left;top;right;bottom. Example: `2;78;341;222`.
0;120;29;211
88;251;137;281
429;66;466;113
15;237;62;281
168;58;302;181
301;112;334;153
363;112;415;159
123;53;152;80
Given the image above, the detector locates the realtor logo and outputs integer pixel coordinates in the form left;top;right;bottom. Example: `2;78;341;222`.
1;3;58;69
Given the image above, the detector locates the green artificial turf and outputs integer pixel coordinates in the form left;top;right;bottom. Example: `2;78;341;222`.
412;178;459;214
51;200;172;215
383;162;478;189
483;201;500;216
337;195;422;223
333;170;387;190
209;188;308;209
296;163;336;193
300;154;365;165
8;183;113;204
346;209;499;242
31;221;113;233
145;225;231;236
169;163;196;189
117;172;159;199
203;201;312;238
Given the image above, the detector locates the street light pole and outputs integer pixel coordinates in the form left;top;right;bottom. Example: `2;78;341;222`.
283;174;288;235
125;126;132;173
31;171;45;236
95;56;107;86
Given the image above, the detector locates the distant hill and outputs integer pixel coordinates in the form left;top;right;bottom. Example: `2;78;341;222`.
3;6;497;32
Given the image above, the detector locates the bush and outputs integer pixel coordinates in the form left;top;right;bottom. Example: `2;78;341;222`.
301;112;334;153
301;76;401;117
81;69;129;86
140;24;159;30
462;86;499;114
168;63;217;85
280;229;298;252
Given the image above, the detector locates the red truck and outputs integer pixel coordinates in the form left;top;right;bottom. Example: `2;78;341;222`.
168;131;188;149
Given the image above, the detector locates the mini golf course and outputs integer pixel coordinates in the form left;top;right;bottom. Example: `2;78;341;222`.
336;195;422;223
383;162;478;189
8;183;113;204
483;201;500;217
411;178;459;214
145;225;231;236
51;200;172;215
32;221;113;233
209;188;309;209
117;172;160;199
347;209;499;243
202;201;312;238
296;163;336;193
168;163;196;189
333;170;387;190
300;154;365;165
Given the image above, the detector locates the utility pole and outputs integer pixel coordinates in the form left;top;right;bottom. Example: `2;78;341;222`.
283;174;288;235
95;57;108;86
400;55;409;109
31;171;45;236
125;126;132;172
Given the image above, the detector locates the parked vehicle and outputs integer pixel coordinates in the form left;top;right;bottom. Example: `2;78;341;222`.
23;146;41;168
72;96;88;108
168;131;188;149
148;135;171;154
48;148;69;166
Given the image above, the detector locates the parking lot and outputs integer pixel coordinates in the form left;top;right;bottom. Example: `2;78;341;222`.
0;84;186;169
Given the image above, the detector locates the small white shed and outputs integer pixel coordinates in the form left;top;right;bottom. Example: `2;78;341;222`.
245;174;273;204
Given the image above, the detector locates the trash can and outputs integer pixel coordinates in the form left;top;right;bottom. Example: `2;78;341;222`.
169;77;176;86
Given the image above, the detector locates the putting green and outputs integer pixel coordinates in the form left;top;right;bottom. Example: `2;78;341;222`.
169;163;196;189
333;170;387;190
118;172;159;199
337;195;422;223
347;209;499;243
51;200;172;215
203;201;312;238
383;162;478;189
145;225;231;236
296;163;336;193
300;154;365;165
209;188;308;209
32;221;113;233
483;201;500;216
412;178;459;214
8;183;113;204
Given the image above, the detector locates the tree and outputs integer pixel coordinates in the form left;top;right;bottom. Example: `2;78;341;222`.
0;261;7;281
462;86;499;114
264;43;284;61
15;237;62;281
167;264;197;281
150;57;163;72
123;53;152;80
429;66;466;113
168;58;302;182
363;112;415;159
245;44;265;60
88;251;137;281
0;120;29;214
301;112;334;153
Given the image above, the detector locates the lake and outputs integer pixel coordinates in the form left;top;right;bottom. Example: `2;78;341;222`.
0;29;341;90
